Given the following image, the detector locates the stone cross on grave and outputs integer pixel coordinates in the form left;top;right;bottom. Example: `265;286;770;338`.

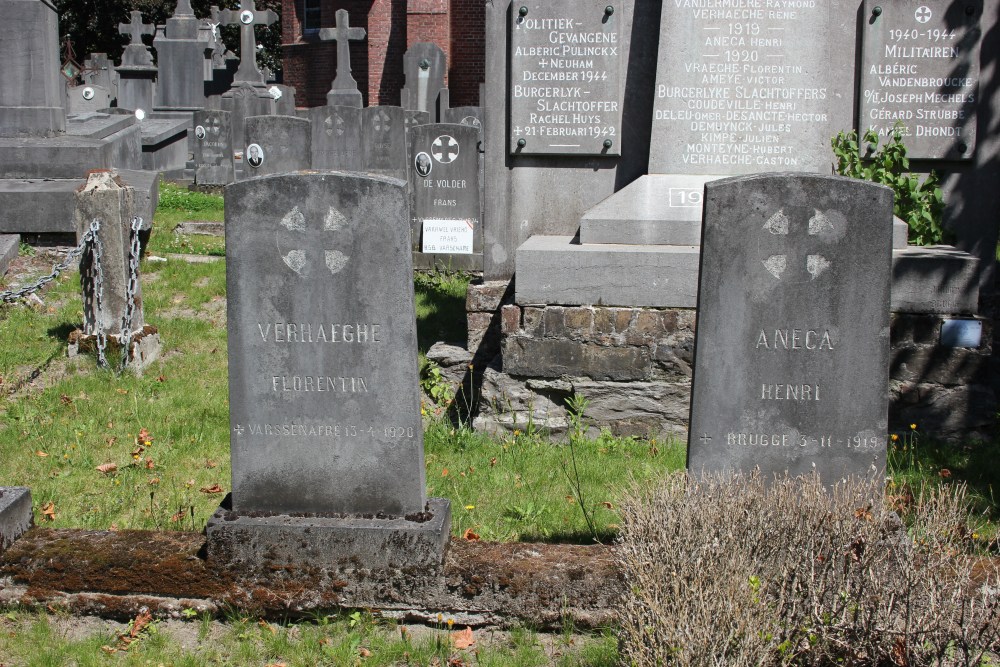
319;9;366;104
758;208;838;283
220;0;278;84
119;11;154;46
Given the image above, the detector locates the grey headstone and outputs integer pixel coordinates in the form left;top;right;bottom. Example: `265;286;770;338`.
401;43;447;117
409;124;482;258
362;106;408;180
221;81;275;149
859;0;982;160
0;487;32;553
0;0;65;137
442;106;483;131
509;0;622;156
222;172;429;517
66;84;111;115
82;53;118;102
305;105;363;171
118;11;155;68
268;84;297;116
319;9;366;108
687;174;893;483
153;1;210;110
219;0;277;86
243;115;311;177
194;109;235;185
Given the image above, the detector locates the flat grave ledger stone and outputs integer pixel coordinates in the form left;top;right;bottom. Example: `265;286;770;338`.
305;105;363;171
509;0;622;156
362;106;408;180
194;109;235;185
687;173;893;483
242;114;311;178
409;123;481;255
860;0;983;160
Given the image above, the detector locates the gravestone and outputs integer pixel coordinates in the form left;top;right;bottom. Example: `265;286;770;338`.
82;53;118;103
194;109;235;185
0;487;32;554
401;43;447;118
304;105;363;171
442;106;483;130
687;174;893;482
220;0;280;148
242;115;311;178
268;84;297;116
410;123;481;269
154;0;208;111
66;84;111;115
207;172;449;569
319;9;366;108
362;106;408;180
116;11;157;115
859;0;983;160
0;0;65;137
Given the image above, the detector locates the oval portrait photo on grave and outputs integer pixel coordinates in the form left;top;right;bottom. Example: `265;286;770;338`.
240;9;254;24
195;125;207;140
81;86;95;100
246;143;264;169
414;151;432;177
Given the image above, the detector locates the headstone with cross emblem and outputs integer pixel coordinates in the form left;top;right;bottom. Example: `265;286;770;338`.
859;0;983;160
194;109;235;185
242;114;311;178
304;105;363;171
687;173;894;484
116;12;157;115
401;43;447;118
219;0;278;86
362;106;408;180
207;172;450;570
119;12;155;68
409;123;482;271
319;9;367;108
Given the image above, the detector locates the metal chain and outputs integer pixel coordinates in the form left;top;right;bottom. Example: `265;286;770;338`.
118;216;143;371
0;223;99;303
91;225;108;368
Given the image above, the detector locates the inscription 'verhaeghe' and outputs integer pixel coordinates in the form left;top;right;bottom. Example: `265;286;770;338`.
257;322;383;343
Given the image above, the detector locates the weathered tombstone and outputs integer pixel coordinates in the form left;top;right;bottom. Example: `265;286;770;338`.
66;84;111;115
687;174;893;482
268;84;297;116
362;106;407;180
153;0;208;111
72;170;160;372
194;109;235;185
405;109;430;131
242;115;311;177
207;172;450;570
220;0;280;148
82;53;118;103
116;11;157;116
409;123;482;270
859;0;983;160
0;487;32;554
318;9;366;108
442;106;483;131
401;43;447;118
0;0;65;137
304;105;363;171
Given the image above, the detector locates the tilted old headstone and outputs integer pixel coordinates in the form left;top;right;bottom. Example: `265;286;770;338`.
401;43;447;118
362;106;408;180
193;109;235;185
304;105;363;171
687;174;893;482
207;172;450;570
409;123;482;270
319;9;367;108
242;115;311;178
859;0;983;160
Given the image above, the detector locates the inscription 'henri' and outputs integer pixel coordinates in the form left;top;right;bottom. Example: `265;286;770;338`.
756;328;834;350
257;322;382;343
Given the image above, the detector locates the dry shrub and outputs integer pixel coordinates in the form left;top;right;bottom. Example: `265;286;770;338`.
616;471;1000;666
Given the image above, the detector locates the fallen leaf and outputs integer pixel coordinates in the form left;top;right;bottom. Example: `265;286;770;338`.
35;451;48;457
41;502;56;521
441;468;449;477
156;375;166;383
131;446;145;459
116;389;128;395
939;468;953;479
107;421;114;429
138;428;152;443
200;484;224;494
169;509;184;522
144;457;155;470
358;647;372;657
489;457;497;467
264;663;287;667
96;463;118;475
148;477;160;486
106;437;117;447
185;479;195;488
600;501;614;509
205;459;218;469
100;645;117;655
452;626;475;649
59;394;72;406
461;528;480;541
128;611;152;638
109;523;118;532
565;495;576;504
259;619;276;635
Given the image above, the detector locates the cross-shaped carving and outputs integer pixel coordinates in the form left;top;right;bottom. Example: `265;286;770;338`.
319;9;367;91
233;424;245;436
758;209;836;282
220;0;278;84
119;11;154;46
276;205;352;278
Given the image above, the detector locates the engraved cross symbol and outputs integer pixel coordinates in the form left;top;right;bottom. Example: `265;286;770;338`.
275;205;351;278
233;424;245;436
915;6;932;23
219;0;278;84
119;11;153;45
207;115;221;136
319;9;367;90
432;135;460;163
700;433;712;444
324;114;343;137
759;209;836;282
373;110;391;133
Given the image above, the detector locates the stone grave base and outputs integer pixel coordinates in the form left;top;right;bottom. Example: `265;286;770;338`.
67;326;161;375
0;487;32;553
0;233;18;275
206;497;452;572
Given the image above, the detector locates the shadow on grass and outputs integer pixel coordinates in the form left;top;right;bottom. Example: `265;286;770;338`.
414;271;470;354
46;322;78;341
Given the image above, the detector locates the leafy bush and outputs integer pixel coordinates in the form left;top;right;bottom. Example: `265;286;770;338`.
832;126;947;246
616;471;999;666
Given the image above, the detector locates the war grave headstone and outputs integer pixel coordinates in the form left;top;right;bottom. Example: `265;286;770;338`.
687;174;892;481
242;115;311;178
401;43;447;118
116;11;158;117
193;109;235;185
319;9;367;108
220;0;280;150
206;172;450;570
66;84;111;115
860;0;983;160
410;123;482;271
153;0;210;111
304;105;363;171
0;487;32;554
362;106;408;180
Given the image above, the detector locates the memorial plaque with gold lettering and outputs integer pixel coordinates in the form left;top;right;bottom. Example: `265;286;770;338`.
509;0;622;156
688;174;892;483
860;0;982;160
225;173;425;515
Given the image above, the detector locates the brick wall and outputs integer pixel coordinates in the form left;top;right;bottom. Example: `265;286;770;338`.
449;0;484;106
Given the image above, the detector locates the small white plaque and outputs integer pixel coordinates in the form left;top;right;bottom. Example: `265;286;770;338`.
422;219;474;254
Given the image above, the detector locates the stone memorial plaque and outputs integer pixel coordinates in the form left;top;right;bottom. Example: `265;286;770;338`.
243;115;311;178
362;106;407;180
651;3;835;174
860;0;982;160
409;124;481;255
306;105;363;171
509;0;622;156
224;173;427;515
688;174;893;482
193;109;235;185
